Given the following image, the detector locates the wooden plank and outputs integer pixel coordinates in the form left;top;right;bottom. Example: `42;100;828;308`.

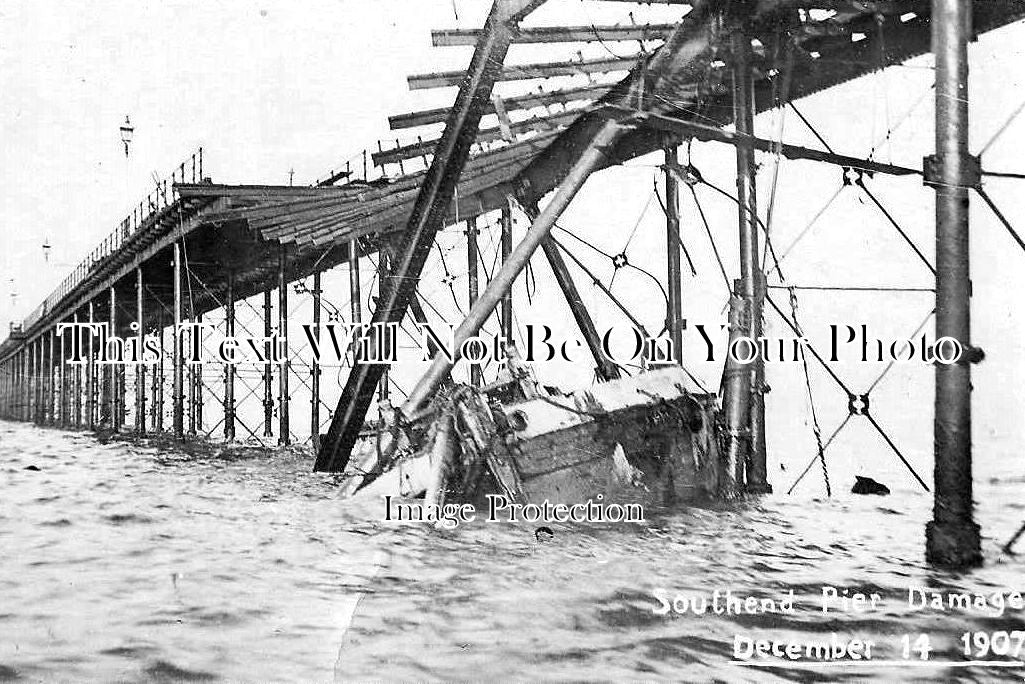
373;108;584;167
432;23;675;46
390;82;610;130
408;55;637;89
175;183;360;199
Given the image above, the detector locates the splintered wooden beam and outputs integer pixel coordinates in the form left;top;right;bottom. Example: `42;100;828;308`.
374;109;584;167
408;55;638;89
390;83;610;130
432;23;676;46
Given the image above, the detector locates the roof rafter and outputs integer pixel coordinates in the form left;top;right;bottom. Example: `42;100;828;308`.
374;108;585;166
389;83;611;130
408;55;639;89
432;23;676;46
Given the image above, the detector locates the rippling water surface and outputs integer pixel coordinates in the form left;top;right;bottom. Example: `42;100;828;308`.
1;420;1023;682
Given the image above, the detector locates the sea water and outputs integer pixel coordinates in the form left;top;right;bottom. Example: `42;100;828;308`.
1;420;1023;682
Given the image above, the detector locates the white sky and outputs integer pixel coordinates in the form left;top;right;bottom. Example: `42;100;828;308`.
1;2;1024;495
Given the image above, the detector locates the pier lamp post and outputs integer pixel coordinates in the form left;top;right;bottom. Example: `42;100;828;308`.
119;116;134;158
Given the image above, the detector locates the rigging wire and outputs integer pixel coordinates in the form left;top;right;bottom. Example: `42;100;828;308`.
610;188;657;289
551;236;708;392
767;183;845;274
789;102;936;276
553;222;669;307
868;83;933;161
874;13;894;164
766;293;930;493
786;284;830;497
687;184;731;291
976;186;1025;255
978;97;1025;157
651;174;697;275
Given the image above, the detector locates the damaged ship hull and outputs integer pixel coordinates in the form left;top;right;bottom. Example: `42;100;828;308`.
344;366;722;509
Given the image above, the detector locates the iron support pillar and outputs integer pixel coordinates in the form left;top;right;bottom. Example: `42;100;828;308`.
22;349;29;422
31;337;39;424
21;349;28;422
27;343;32;423
262;289;274;438
278;248;290;445
310;270;322;452
39;336;46;423
48;329;56;425
403;119;627;415
194;312;204;433
41;336;48;423
466;218;483;386
55;326;64;428
18;350;25;422
224;271;236;442
720;288;752;499
731;29;770;494
17;350;23;421
154;311;164;433
33;338;40;424
664;139;684;365
60;321;69;427
926;0;981;568
73;312;81;427
172;241;185;438
187;349;196;435
27;341;33;423
109;286;119;431
136;268;146;435
500;198;514;341
87;301;96;429
316;0;547;472
25;348;31;422
37;337;44;423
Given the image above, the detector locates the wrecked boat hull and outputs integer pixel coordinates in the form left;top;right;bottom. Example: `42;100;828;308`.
500;368;720;506
343;366;723;510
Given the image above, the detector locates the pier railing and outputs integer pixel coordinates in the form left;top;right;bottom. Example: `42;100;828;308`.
21;148;205;332
312;145;390;188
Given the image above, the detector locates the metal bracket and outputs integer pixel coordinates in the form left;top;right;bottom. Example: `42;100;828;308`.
847;392;870;416
842;166;866;186
922;154;982;189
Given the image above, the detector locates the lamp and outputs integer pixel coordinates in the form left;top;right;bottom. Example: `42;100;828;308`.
119;115;134;157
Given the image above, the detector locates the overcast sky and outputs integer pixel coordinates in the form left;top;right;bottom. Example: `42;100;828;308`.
2;2;1023;494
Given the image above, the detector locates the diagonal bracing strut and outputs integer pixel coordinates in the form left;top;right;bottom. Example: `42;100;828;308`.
314;0;548;472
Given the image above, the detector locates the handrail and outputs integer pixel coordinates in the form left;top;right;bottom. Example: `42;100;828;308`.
20;148;205;332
